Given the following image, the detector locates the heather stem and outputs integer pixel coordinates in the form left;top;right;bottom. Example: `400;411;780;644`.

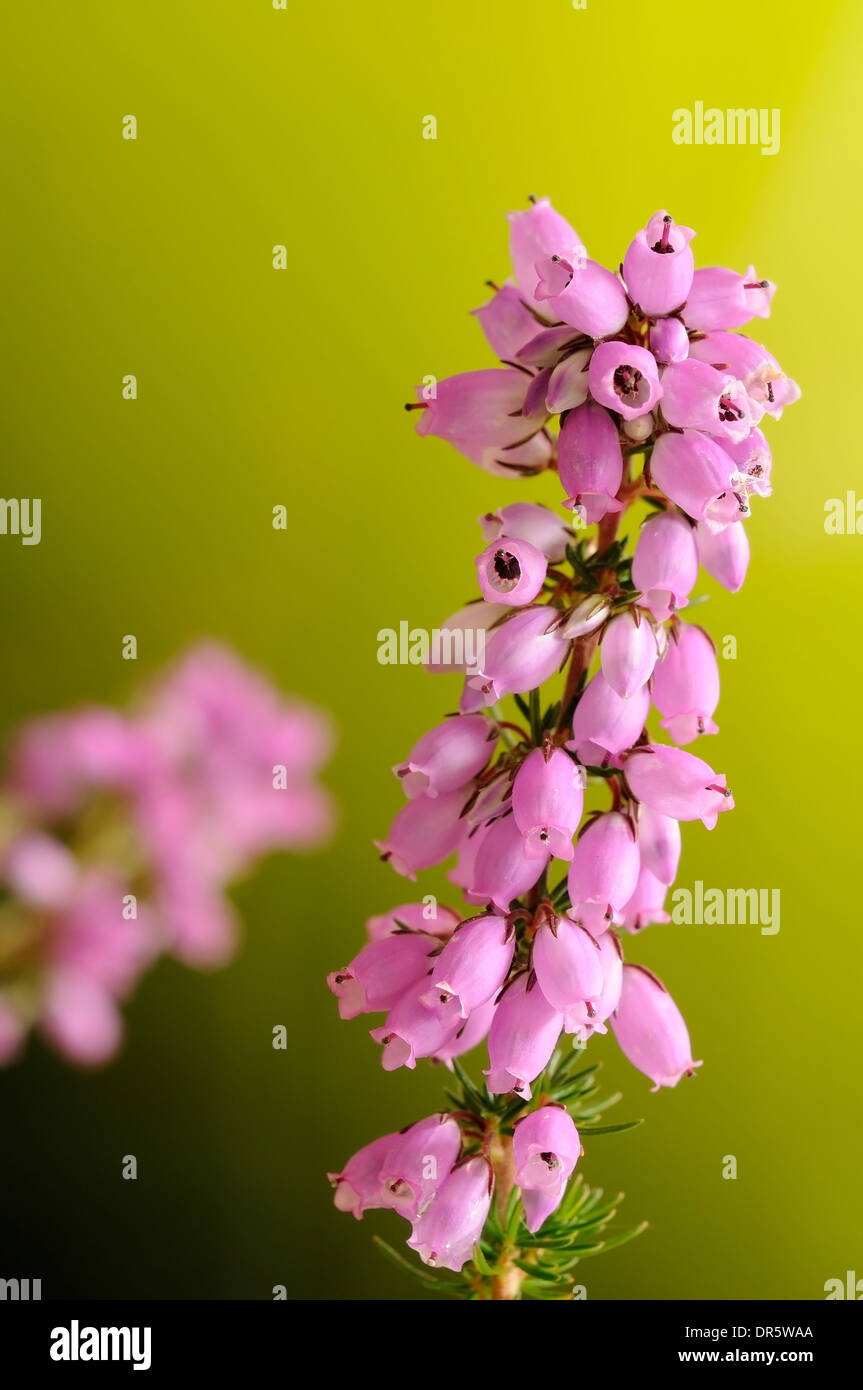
489;1133;526;1301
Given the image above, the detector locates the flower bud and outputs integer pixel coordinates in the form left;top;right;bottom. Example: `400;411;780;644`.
567;670;650;767
631;512;698;621
485;973;563;1098
559;594;612;640
694;518;750;593
567;811;640;935
649;315;689;365
420;913;514;1020
512;747;584;861
532;914;603;1014
600;609;661;699
611;963;702;1090
651;623;720;745
557;402;624;525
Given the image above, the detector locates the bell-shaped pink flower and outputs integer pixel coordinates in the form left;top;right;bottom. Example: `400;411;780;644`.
682;265;775;332
407;1155;493;1272
365;902;460;941
507;198;583;311
568;811;640;935
327;1131;398;1219
652;623;720;745
695;517;750;593
687;331;800;422
378;1114;462;1219
541;256;630;338
532;914;603;1016
567;670;650;767
649;315;689;364
557;402;624;524
545;347;592;413
370;985;461;1071
513;1105;581;1233
463;430;555;480
374;787;466;879
600;609;661;699
479;502;573;563
619;865;671;932
622;211;696;316
485;972;563;1098
651;431;745;526
393;715;495;799
471;283;543;361
40;971;123;1066
465;813;550;912
432;996;496;1067
413;368;548;457
660;359;751;444
512;747;584;861
563;930;623;1040
475;537;547;606
631;511;698;622
612;963;702;1090
425;601;508;675
460;606;569;713
588;341;663;421
327;932;437;1020
420;913;514;1020
636;805;681;885
625;745;734;829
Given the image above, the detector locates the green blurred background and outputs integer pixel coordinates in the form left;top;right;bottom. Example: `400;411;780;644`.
1;0;860;1300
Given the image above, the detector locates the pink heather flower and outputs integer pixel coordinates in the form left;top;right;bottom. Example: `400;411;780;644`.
370;985;462;1071
407;1155;493;1272
540;256;630;339
636;805;682;885
485;973;563;1098
512;747;584;861
378;1114;462;1219
619;865;671;932
413;368;548;457
513;1106;581;1233
588;341;663;421
471;283;543;360
651;623;720;745
393;716;496;799
567;670;650;767
507;198;583;311
420;913;515;1020
545;347;593;413
365;902;460;941
328;1132;398;1219
687;331;800;421
8;708;153;816
327;931;438;1020
375;788;466;879
563;930;624;1040
567;811;640;935
425;601;509;675
625;745;734;829
631;511;698;622
622;211;696;316
45;877;156;998
465;814;550;912
40;971;124;1066
475;537;548;606
649;315;690;364
463;431;555;480
518;325;588;369
600;609;661;699
683;265;775;332
431;996;497;1067
532;914;604;1016
695;517;750;593
4;832;79;911
480;502;573;563
721;428;772;502
612;964;702;1091
659;359;751;444
460;606;569;713
557;402;624;524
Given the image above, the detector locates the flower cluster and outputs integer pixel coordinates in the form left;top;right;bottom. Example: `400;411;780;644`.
0;643;333;1065
328;199;798;1296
